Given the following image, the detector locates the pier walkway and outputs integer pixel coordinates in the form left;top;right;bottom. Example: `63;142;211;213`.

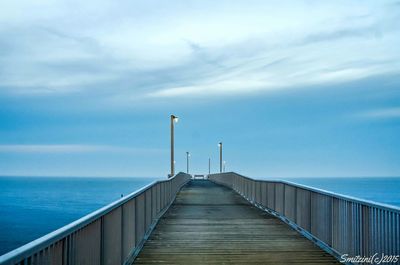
135;180;338;264
1;172;398;265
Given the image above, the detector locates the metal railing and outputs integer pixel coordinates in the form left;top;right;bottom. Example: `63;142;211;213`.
209;172;400;261
0;172;191;265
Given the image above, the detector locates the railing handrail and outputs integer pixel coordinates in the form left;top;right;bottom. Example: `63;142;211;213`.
0;173;188;264
218;172;400;213
209;172;400;260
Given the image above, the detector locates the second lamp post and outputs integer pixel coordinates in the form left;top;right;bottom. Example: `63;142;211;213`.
186;152;190;174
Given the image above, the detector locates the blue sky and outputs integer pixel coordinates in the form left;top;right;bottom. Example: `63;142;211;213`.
0;0;399;177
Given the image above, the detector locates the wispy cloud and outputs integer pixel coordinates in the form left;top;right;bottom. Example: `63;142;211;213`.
0;144;167;154
356;107;400;119
298;25;382;46
0;1;399;99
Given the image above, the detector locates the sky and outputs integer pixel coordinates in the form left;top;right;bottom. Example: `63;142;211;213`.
0;0;399;178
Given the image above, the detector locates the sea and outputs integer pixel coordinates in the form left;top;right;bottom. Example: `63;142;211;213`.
0;176;399;256
0;176;158;256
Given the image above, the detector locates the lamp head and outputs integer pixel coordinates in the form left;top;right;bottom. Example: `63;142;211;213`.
171;115;179;123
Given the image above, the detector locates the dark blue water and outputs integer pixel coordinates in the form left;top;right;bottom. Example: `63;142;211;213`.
0;177;399;256
0;176;158;255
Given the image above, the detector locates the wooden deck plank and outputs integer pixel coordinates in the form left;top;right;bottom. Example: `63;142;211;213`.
134;180;339;264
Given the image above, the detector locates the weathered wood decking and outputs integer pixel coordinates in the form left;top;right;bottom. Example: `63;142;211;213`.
135;180;339;264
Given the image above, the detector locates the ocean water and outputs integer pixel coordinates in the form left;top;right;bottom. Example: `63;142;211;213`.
0;176;399;256
0;176;158;255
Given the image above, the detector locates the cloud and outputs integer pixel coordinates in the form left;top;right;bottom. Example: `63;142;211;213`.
0;144;167;154
0;1;399;99
298;26;381;45
356;107;400;119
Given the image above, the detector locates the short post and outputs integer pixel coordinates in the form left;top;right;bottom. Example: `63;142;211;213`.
186;151;190;174
218;142;223;173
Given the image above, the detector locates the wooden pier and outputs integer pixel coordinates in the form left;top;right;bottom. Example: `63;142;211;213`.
1;172;398;265
135;180;338;264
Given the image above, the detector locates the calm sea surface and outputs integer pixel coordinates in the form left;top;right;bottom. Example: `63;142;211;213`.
0;176;399;256
0;176;158;255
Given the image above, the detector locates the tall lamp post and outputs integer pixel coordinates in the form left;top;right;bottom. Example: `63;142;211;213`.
186;151;190;174
170;115;178;178
208;157;211;175
218;142;223;173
